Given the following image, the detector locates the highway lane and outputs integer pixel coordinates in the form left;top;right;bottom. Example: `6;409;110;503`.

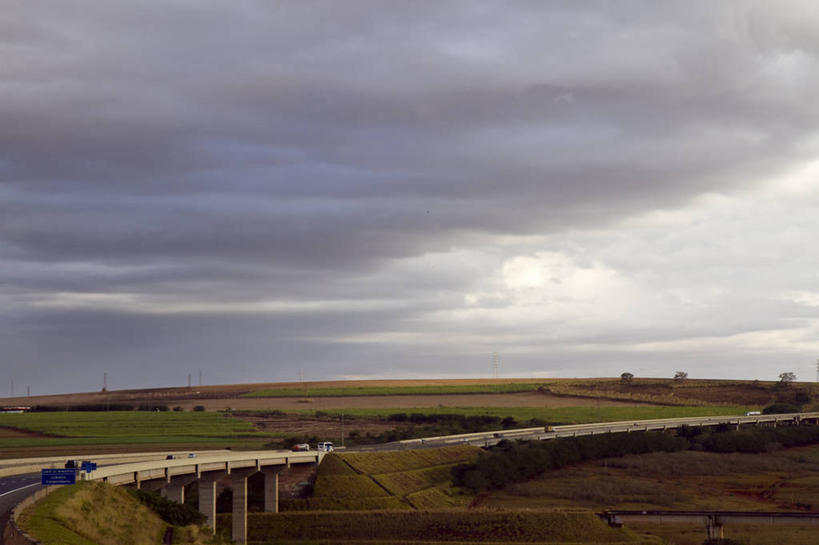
0;473;42;544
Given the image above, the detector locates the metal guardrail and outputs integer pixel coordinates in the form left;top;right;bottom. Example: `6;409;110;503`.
79;450;322;485
397;412;819;447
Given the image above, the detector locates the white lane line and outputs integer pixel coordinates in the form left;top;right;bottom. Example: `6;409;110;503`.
0;482;39;497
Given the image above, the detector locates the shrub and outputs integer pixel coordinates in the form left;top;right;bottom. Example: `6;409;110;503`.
193;405;206;411
763;403;800;414
128;489;206;526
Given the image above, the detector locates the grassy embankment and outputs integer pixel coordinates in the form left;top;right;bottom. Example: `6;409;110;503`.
217;509;655;544
17;481;217;545
282;446;480;511
0;411;271;454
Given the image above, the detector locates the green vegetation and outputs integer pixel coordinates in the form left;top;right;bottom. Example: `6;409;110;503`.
299;404;751;425
129;489;206;526
282;447;480;512
342;445;479;475
488;445;819;544
19;481;166;545
453;423;819;492
243;382;543;397
19;482;222;545
0;411;270;449
219;509;650;543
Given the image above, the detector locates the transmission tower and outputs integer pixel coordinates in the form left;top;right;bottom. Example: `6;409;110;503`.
491;352;500;379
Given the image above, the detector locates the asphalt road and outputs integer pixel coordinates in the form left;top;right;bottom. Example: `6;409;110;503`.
0;473;42;544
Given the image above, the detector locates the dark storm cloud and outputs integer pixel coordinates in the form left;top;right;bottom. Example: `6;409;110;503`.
3;1;819;393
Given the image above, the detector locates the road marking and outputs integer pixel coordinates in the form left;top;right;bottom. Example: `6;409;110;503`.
0;482;39;497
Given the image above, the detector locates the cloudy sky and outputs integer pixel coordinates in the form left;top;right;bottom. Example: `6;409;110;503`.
3;1;819;395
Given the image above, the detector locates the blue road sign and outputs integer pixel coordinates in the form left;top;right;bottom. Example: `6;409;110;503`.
41;468;76;485
81;461;97;472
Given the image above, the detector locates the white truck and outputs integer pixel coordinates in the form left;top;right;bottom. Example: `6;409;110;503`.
316;441;334;452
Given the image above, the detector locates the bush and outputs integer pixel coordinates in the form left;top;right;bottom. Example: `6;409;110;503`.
763;403;800;414
173;406;184;411
193;405;206;411
452;431;688;491
137;404;170;412
128;489;206;526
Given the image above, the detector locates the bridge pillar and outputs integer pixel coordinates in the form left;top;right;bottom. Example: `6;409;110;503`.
198;471;227;534
261;467;284;513
232;468;258;544
161;475;198;504
706;515;724;540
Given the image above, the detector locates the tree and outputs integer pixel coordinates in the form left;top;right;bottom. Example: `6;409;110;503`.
673;371;688;382
779;372;796;385
620;372;634;384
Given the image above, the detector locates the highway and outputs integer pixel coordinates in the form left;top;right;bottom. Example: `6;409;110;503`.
396;411;819;448
0;473;42;541
2;412;818;542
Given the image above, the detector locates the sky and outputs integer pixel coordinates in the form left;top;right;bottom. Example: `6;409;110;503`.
3;1;819;395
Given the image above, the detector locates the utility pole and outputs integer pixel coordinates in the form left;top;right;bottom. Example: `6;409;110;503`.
103;372;107;392
26;385;30;397
188;373;192;389
9;379;13;396
199;370;202;387
341;412;344;447
491;352;500;379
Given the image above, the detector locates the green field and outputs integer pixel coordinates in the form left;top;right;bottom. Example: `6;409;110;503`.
0;411;271;450
243;382;544;397
290;404;751;425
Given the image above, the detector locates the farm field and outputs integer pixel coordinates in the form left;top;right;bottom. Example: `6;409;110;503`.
0;411;272;456
242;382;549;397
0;375;804;456
1;376;799;412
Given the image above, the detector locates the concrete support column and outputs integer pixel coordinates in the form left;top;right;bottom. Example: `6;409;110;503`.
705;516;724;540
161;475;198;504
199;471;227;535
261;467;284;513
231;468;258;545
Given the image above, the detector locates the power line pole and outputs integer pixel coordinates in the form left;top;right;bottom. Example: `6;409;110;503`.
188;373;192;389
199;370;202;387
491;352;500;379
103;372;107;392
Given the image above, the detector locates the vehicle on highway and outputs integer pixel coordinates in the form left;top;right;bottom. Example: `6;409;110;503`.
291;443;310;451
187;453;197;458
316;441;334;452
165;454;176;460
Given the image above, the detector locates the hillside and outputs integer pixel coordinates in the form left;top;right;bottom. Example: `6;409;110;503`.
17;481;217;545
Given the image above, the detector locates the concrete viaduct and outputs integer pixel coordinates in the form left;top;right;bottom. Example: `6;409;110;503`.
79;450;323;544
